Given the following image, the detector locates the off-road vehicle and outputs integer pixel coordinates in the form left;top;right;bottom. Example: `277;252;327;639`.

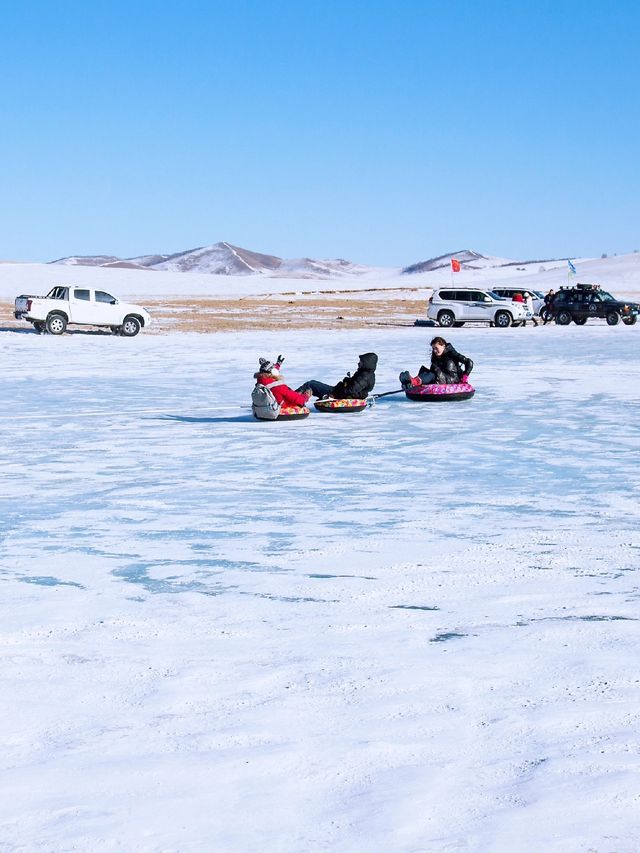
549;283;639;326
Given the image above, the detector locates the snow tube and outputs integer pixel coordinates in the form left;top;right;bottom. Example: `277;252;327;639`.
405;382;475;402
254;405;311;422
276;405;311;420
314;398;368;413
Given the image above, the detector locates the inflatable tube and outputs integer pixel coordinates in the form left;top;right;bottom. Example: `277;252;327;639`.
314;398;368;413
277;405;311;420
254;405;311;422
405;382;475;402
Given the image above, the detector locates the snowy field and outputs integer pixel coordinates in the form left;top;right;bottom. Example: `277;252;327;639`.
1;323;640;851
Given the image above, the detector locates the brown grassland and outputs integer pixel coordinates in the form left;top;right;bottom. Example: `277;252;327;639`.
0;295;427;333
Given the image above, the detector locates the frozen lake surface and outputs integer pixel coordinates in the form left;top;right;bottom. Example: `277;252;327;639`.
1;324;639;851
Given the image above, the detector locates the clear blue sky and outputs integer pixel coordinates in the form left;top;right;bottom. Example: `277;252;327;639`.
1;0;638;265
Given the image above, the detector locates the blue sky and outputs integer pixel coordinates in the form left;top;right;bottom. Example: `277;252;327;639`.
1;0;638;265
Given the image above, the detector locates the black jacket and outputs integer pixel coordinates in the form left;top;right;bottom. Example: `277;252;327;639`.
420;343;473;385
332;352;378;399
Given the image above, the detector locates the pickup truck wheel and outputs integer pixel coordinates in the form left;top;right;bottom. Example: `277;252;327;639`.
46;313;67;335
555;310;572;326
121;315;141;337
606;311;620;326
622;314;637;326
494;311;512;328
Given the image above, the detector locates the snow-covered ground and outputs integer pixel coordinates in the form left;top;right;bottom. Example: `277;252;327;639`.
1;322;639;851
2;252;640;301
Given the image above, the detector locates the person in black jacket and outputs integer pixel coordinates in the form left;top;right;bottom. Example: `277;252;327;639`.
296;352;378;400
399;338;473;387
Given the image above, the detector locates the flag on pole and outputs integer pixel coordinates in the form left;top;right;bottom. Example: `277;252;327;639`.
568;259;577;275
451;258;461;273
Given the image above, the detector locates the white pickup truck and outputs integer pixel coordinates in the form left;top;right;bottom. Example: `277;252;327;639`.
14;286;152;336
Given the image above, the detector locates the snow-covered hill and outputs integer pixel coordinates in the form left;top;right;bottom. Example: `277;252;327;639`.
402;249;514;274
47;242;563;280
52;242;375;279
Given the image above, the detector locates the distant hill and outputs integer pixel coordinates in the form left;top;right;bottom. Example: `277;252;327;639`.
401;249;514;274
52;241;374;279
50;242;563;279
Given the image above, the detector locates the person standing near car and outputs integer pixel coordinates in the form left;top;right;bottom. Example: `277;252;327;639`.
399;337;473;387
523;292;540;326
542;289;555;324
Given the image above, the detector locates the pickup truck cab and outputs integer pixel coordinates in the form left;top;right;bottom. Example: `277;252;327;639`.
14;286;152;336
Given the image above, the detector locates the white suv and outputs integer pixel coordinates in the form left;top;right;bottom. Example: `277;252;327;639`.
427;288;529;328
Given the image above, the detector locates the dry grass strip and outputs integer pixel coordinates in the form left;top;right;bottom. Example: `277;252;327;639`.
0;296;427;334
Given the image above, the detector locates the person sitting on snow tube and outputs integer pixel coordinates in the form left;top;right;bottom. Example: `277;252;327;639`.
296;352;378;400
399;337;473;388
255;356;312;406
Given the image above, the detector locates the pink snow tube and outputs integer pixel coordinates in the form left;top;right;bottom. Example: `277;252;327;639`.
405;382;475;402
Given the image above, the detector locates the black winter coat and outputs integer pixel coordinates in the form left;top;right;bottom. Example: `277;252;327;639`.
332;352;378;399
420;343;473;385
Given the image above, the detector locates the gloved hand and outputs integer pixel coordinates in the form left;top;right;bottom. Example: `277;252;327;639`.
399;370;411;387
276;354;285;365
461;374;469;384
410;376;422;387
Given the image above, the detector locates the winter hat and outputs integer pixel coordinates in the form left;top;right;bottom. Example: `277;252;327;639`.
257;357;279;376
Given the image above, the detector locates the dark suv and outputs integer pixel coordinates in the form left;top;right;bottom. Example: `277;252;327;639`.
549;283;639;326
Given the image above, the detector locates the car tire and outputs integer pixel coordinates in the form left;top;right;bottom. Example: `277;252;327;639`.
573;317;587;325
622;315;638;326
494;311;512;328
453;321;465;327
437;310;455;328
606;312;620;326
46;313;67;335
556;310;572;326
121;315;141;337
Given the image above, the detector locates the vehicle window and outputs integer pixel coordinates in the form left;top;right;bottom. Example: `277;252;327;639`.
488;291;506;299
47;286;68;299
74;289;91;301
599;291;615;301
95;290;116;304
470;291;489;302
438;291;455;300
453;291;472;301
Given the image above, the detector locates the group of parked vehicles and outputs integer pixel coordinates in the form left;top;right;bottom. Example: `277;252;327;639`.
426;283;639;328
12;280;640;336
